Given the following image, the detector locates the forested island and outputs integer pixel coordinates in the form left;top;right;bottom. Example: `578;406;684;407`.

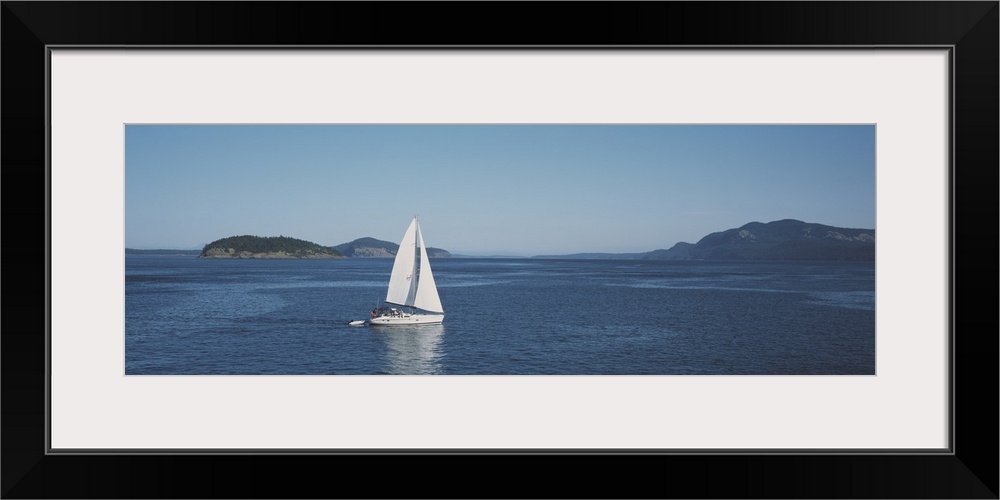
170;234;454;259
331;237;452;258
199;236;344;259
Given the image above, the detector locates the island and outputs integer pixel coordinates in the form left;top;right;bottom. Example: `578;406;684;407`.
199;235;344;259
535;219;875;261
331;237;452;258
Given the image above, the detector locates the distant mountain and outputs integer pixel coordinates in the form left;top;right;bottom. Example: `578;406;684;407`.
332;237;452;258
643;242;697;260
535;219;875;261
200;235;343;259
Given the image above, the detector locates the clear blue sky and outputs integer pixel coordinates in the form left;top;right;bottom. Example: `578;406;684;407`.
124;124;875;255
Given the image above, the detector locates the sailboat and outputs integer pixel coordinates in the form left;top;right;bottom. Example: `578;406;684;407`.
368;217;445;326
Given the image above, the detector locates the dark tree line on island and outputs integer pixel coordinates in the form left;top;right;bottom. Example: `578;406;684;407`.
201;235;343;257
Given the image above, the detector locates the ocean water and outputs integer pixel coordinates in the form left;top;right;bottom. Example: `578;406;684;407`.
125;256;876;375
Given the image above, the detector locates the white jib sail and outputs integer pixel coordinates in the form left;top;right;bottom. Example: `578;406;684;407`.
385;218;418;307
413;223;444;313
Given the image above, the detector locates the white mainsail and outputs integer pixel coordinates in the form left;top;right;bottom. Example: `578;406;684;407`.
413;224;444;313
384;218;443;313
385;218;418;307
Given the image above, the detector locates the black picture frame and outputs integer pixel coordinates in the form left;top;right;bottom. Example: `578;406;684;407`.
3;2;996;498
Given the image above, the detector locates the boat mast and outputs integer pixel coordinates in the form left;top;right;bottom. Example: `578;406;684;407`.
411;216;420;314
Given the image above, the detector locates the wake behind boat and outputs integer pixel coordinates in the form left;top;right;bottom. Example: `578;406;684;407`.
369;217;445;326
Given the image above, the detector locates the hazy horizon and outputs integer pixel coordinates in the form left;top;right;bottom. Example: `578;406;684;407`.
125;124;875;255
123;216;877;258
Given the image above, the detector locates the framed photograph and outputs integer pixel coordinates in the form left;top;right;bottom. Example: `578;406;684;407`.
5;2;996;498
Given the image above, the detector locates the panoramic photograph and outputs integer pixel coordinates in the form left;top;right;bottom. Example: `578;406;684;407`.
125;124;876;375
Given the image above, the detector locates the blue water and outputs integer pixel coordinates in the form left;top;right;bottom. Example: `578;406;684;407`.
125;256;875;375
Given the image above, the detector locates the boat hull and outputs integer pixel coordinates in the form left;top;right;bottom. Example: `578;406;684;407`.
369;313;444;326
